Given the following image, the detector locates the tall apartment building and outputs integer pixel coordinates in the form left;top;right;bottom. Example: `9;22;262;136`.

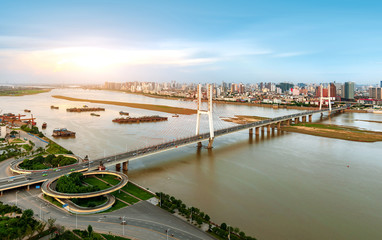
344;82;355;99
369;87;382;100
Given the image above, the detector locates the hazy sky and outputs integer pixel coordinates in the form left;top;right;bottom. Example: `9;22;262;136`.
0;0;381;84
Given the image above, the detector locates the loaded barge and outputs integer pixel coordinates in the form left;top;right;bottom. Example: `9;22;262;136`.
52;128;76;137
66;107;105;112
112;115;168;124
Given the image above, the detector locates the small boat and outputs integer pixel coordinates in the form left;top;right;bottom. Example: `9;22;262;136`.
172;114;179;117
42;122;47;129
24;109;31;112
119;111;129;116
50;105;59;109
90;113;100;117
52;128;76;137
83;105;88;108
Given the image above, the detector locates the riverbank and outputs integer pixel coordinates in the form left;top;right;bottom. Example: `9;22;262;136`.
221;115;269;124
0;89;51;96
52;95;197;115
282;123;382;142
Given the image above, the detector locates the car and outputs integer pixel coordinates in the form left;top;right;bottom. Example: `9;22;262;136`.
55;169;61;172
42;171;47;173
42;174;47;177
70;168;75;171
106;159;111;162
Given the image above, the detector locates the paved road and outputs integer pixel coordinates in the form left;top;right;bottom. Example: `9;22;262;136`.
0;189;215;240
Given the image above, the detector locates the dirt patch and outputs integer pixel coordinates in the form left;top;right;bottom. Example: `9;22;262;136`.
221;115;270;124
282;123;382;142
52;95;197;115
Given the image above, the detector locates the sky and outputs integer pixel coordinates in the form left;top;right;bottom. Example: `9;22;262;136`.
0;0;381;85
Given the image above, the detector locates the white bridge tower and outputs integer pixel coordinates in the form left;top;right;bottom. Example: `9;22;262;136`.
319;84;332;112
196;84;214;148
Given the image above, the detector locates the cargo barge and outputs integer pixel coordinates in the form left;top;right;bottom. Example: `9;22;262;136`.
52;128;76;137
90;113;100;117
42;122;47;129
24;109;31;112
119;111;129;116
112;115;168;124
66;107;105;112
50;105;59;109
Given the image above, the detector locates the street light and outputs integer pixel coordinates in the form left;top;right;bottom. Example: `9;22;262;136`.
122;216;125;236
76;212;77;229
40;203;43;220
166;229;170;240
15;191;19;207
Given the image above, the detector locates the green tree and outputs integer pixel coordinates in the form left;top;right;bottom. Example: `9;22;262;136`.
221;222;227;230
87;225;93;237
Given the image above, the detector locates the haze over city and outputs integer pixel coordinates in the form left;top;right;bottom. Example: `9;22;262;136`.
1;0;381;85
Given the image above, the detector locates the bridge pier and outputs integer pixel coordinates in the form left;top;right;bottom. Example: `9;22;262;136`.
197;142;202;148
302;116;307;123
294;117;299;124
277;122;281;130
249;128;253;135
116;163;121;172
261;126;265;134
27;185;30;191
309;115;312;122
207;138;214;149
267;125;271;134
255;127;260;135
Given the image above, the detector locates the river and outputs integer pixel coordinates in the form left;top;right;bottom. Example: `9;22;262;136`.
1;88;382;240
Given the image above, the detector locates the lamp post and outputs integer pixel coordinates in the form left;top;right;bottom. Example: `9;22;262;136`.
166;229;170;240
40;203;43;220
15;191;19;207
122;216;125;236
76;212;77;229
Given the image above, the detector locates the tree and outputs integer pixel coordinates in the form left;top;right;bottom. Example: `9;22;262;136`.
48;217;56;231
221;222;227;230
87;225;93;237
22;209;34;219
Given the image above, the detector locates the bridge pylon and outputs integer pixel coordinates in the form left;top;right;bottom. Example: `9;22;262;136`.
196;84;214;148
319;84;332;112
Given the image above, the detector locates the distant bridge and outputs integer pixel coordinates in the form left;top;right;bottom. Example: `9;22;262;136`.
0;83;346;193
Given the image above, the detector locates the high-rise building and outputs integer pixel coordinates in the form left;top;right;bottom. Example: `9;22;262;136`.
380;81;382;87
344;82;355;99
369;87;382;100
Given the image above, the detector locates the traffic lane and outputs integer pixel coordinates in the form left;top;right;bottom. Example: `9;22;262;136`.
2;189;179;240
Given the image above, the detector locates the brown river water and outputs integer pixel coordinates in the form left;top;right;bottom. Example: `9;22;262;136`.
1;88;382;240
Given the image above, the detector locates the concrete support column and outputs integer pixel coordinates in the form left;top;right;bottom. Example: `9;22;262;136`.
122;161;128;171
207;138;214;149
0;191;2;196
261;126;265;134
302;116;307;123
295;117;299;124
277;122;281;129
309;115;312;122
116;163;121;171
255;127;260;135
197;142;202;148
249;128;253;135
267;125;271;133
27;185;30;191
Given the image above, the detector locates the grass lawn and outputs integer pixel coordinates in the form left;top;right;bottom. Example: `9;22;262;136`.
102;234;131;240
46;141;70;154
111;191;140;205
103;200;128;213
43;194;62;208
122;183;155;200
83;177;111;190
71;196;108;208
97;174;121;185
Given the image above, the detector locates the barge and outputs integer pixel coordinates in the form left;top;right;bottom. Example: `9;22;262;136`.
24;109;31;112
90;113;100;117
50;105;59;109
52;128;76;137
66;107;105;112
42;122;47;129
112;115;168;124
119;111;129;116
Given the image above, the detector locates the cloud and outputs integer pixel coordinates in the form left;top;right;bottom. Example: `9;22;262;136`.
272;52;308;58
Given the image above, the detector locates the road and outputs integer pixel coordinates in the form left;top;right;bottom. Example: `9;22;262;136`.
0;188;215;240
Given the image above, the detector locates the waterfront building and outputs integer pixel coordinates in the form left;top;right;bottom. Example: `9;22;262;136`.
369;87;382;100
344;82;355;99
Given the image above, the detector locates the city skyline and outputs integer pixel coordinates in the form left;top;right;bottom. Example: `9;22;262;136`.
1;0;382;84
